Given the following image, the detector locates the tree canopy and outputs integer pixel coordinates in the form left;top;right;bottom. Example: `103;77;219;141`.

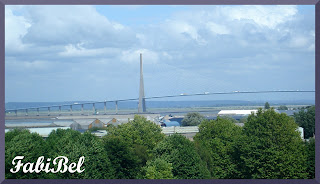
141;158;174;179
194;117;242;178
181;112;206;126
264;102;270;109
235;108;308;179
103;115;165;178
294;105;315;139
5;129;50;179
46;129;115;179
153;134;210;179
305;137;315;179
278;105;288;110
102;135;139;179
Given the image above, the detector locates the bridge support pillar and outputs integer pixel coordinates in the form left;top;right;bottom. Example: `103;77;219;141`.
59;106;61;116
104;102;107;114
48;107;50;116
115;101;118;114
81;104;84;115
93;103;96;115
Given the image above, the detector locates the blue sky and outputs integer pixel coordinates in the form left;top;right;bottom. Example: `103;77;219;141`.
5;5;315;102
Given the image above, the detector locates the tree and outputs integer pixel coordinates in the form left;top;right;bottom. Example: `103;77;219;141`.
102;135;139;179
218;115;238;123
141;158;174;179
278;105;288;110
264;102;270;109
106;115;165;152
235;109;308;179
46;129;115;179
305;137;315;179
293;105;315;139
104;115;165;177
181;112;205;126
153;134;210;179
194;117;242;178
5;129;49;179
239;116;248;124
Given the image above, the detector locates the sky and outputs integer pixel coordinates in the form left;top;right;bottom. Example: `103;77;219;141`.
5;5;315;102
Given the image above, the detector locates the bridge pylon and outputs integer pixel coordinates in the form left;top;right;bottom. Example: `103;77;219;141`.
138;53;146;113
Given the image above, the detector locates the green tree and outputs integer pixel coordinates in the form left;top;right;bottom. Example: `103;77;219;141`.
235;109;308;179
153;134;210;179
194;117;242;178
141;158;174;179
106;115;165;152
293;105;315;139
181;112;205;126
219;115;239;123
264;102;270;109
5;128;30;142
278;105;288;110
5;129;49;179
239;116;248;124
305;137;315;179
46;129;115;179
102;135;139;179
105;115;165;177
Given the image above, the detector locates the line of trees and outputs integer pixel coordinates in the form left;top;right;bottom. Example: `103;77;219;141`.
5;108;315;179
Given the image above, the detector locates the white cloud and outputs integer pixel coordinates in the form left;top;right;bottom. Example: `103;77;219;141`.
206;22;230;35
120;49;159;64
21;5;136;48
59;43;120;57
224;5;298;29
4;5;315;101
5;6;31;52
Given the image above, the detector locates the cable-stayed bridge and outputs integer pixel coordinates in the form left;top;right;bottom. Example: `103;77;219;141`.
5;90;315;117
5;54;315;117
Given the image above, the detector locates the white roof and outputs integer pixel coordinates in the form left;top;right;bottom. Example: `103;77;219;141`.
218;110;258;115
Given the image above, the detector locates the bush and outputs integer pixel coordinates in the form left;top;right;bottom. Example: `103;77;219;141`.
181;112;205;126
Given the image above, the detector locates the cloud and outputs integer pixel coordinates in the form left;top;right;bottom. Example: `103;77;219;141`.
20;5;136;48
224;5;298;29
5;5;315;102
120;49;159;64
5;6;31;53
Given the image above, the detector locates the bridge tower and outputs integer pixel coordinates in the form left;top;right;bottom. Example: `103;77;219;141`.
138;53;146;113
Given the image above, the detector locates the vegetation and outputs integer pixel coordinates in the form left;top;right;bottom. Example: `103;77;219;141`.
235;109;308;179
264;102;270;109
46;129;115;179
277;105;288;110
103;115;165;178
5;112;315;179
5;129;49;179
152;134;210;179
181;112;205;126
194;117;242;178
293;105;315;139
305;137;315;179
141;158;174;179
